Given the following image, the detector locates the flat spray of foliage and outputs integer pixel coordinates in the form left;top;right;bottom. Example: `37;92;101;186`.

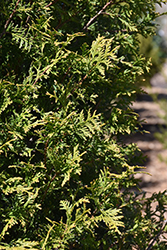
0;0;167;249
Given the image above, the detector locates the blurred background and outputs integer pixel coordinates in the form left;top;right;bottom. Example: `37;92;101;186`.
132;2;167;193
140;3;167;86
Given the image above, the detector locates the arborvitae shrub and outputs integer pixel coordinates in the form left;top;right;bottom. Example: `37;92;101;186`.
0;0;167;249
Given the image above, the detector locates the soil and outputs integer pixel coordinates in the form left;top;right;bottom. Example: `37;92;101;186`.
130;71;167;194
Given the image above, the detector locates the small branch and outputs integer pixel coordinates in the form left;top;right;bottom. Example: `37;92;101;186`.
41;172;58;204
83;1;114;30
44;139;49;169
25;0;59;29
33;66;50;85
66;67;93;100
61;67;71;84
0;0;21;39
45;0;59;8
66;73;88;99
55;9;80;30
93;99;101;113
146;231;161;250
146;221;167;250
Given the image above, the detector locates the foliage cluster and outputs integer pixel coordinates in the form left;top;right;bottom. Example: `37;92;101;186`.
139;33;166;85
0;0;167;249
139;4;167;87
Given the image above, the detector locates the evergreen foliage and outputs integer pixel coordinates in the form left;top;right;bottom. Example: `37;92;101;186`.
0;0;167;249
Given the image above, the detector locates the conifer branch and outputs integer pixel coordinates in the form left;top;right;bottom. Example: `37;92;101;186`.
33;66;51;85
66;73;88;99
83;0;126;30
0;0;21;39
83;1;114;30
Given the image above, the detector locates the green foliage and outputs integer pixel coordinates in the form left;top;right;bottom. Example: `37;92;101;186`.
138;33;166;86
0;0;167;249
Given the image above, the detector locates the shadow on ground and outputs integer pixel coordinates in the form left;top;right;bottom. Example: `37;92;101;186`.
127;85;167;192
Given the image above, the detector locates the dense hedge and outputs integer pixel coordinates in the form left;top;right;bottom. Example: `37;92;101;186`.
0;0;167;249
